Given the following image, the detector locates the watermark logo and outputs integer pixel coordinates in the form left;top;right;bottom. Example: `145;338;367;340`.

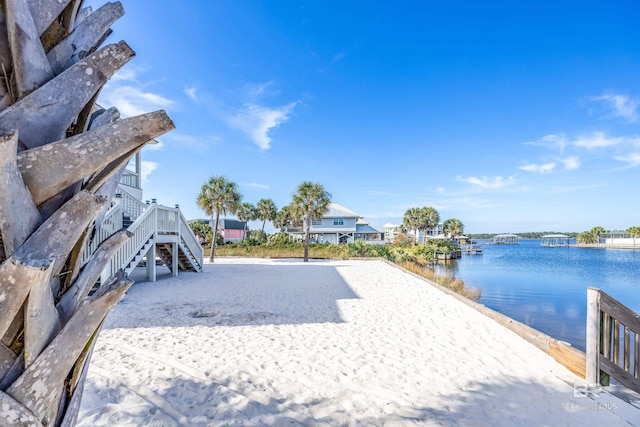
564;383;618;411
573;383;602;399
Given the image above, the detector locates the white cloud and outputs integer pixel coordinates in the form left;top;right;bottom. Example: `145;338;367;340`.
520;162;556;173
110;64;148;82
572;132;625;149
525;133;568;151
161;132;222;152
184;86;198;102
527;132;640;151
140;161;158;184
590;93;639;122
228;102;298;150
103;85;174;117
244;81;277;99
560;156;580;170
613;153;640;168
243;182;269;189
144;138;165;151
457;175;516;189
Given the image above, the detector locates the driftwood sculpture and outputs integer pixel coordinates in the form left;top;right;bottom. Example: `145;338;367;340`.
0;1;174;426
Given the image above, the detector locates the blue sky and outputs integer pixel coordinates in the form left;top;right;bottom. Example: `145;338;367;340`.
86;0;640;234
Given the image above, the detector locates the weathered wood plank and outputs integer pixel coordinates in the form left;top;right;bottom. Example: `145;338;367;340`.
16;111;174;206
0;41;135;150
74;7;94;29
633;332;640;378
0;343;15;382
600;356;640;394
624;326;630;372
0;258;52;340
47;2;125;75
550;340;586;379
23;264;58;367
613;319;620;365
0;130;41;257
57;229;132;325
0;10;14;111
599;289;640;335
4;0;54;98
12;191;107;278
6;271;132;426
0;390;43;426
59;324;101;427
603;312;611;359
586;287;600;384
27;0;73;36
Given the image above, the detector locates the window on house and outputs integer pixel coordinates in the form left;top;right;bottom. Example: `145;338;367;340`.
333;218;344;226
312;219;322;226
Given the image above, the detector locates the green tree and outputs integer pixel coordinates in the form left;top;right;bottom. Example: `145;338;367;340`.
577;231;597;244
626;226;640;246
590;226;606;243
443;218;464;240
274;205;296;232
290;181;332;262
236;202;256;243
256;198;278;240
189;219;213;243
420;206;440;243
403;207;422;244
196;175;242;262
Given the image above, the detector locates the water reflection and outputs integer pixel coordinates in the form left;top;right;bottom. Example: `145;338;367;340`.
435;240;640;351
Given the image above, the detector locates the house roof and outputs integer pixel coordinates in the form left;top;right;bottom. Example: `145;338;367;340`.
356;224;385;233
323;203;360;219
218;218;246;230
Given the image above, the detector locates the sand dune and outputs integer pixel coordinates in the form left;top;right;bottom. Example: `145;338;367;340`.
77;258;639;426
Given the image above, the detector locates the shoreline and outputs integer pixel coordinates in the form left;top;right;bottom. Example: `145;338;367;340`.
77;258;639;426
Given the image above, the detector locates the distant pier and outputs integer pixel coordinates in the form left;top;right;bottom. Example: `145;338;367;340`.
493;234;519;245
541;234;570;247
463;245;483;255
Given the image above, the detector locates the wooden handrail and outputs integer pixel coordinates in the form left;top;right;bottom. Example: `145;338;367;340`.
586;287;640;393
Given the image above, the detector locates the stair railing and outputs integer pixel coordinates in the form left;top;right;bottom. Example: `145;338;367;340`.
81;202;123;265
117;186;147;220
178;209;204;269
107;203;157;277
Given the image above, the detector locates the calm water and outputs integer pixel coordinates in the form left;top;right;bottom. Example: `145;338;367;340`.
436;240;640;351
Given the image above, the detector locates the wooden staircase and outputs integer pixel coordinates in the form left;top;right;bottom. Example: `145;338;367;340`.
82;187;204;282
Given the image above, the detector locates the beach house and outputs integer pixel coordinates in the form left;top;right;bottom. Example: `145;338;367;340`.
288;203;385;244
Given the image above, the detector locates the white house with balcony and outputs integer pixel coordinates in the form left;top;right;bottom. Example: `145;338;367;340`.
288;203;385;244
82;149;204;283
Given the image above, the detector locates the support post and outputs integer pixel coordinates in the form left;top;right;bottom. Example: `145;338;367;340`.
146;242;156;282
586;287;600;385
171;243;178;278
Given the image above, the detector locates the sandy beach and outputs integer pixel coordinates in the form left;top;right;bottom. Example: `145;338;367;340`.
77;258;639;426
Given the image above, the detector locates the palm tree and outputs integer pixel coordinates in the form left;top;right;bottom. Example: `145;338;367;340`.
577;231;598;244
197;176;242;262
256;198;278;241
626;226;640;247
590;226;606;244
290;181;332;262
443;218;464;240
0;3;174;425
236;202;256;243
403;207;422;244
273;205;294;232
420;206;440;243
